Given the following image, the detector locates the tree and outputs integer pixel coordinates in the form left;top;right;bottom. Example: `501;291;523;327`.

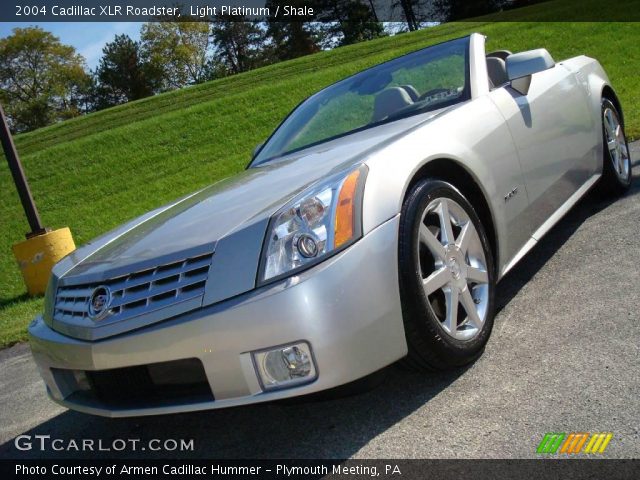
338;6;385;45
387;0;448;30
265;20;322;61
314;0;385;46
141;19;212;89
93;34;160;109
435;0;504;21
265;1;323;60
396;0;420;30
0;27;90;132
210;16;268;74
505;0;546;8
200;56;230;82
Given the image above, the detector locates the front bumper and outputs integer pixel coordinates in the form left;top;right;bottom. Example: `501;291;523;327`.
29;216;407;417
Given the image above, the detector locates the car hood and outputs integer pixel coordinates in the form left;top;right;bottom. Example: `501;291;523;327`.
59;156;335;280
55;112;443;284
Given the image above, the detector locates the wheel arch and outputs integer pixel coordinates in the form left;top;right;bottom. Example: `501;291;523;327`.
403;157;498;271
601;85;624;127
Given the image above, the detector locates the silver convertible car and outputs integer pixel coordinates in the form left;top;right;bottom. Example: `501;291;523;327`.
29;33;631;417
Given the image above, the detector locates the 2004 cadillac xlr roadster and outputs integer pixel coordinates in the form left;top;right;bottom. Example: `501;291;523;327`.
29;34;632;417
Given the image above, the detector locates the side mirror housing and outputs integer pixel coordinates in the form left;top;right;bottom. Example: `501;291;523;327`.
506;48;555;95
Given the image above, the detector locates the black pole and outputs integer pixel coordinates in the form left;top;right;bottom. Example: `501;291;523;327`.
0;103;48;239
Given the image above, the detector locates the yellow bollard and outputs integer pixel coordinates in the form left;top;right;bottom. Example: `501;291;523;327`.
12;227;75;296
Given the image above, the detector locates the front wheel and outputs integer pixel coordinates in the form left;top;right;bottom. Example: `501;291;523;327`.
398;179;496;371
599;98;632;195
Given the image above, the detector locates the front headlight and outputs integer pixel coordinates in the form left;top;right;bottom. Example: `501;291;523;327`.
258;164;368;284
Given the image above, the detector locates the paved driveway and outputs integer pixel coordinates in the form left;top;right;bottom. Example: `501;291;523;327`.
1;143;639;459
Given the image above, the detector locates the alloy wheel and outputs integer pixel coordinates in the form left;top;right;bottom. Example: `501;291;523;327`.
603;106;630;182
417;197;489;341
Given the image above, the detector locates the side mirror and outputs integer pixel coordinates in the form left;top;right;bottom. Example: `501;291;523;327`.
252;142;264;159
506;48;555;95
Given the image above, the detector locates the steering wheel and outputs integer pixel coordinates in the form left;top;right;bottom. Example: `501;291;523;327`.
418;87;452;101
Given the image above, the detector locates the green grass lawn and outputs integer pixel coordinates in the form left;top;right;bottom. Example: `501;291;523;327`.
1;0;639;348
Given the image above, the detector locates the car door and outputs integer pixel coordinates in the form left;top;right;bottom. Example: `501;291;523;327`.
488;63;596;234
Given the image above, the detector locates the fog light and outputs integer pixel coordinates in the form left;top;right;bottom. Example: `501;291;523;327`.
253;342;317;390
72;370;91;391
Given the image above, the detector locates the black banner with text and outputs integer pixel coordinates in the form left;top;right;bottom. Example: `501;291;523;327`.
2;0;640;23
2;459;640;480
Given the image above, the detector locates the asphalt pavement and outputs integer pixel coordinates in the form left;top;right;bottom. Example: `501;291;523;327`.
1;142;639;460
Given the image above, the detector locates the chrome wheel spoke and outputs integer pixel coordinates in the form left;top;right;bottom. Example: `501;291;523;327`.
604;124;614;141
420;224;446;261
438;199;456;245
614;126;624;172
612;149;620;173
460;287;483;328
615;124;622;139
466;265;488;284
620;143;630;176
455;221;473;254
444;287;459;334
607;138;617;153
605;109;616;137
620;141;629;160
423;267;451;296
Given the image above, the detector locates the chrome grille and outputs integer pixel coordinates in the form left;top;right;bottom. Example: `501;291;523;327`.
54;253;213;325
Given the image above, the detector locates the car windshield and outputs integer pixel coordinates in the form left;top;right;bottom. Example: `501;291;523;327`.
252;36;470;165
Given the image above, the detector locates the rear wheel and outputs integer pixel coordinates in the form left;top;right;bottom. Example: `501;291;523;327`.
600;98;631;195
398;179;496;371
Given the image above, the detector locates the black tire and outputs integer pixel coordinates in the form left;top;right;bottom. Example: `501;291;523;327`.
599;98;632;196
398;179;496;371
